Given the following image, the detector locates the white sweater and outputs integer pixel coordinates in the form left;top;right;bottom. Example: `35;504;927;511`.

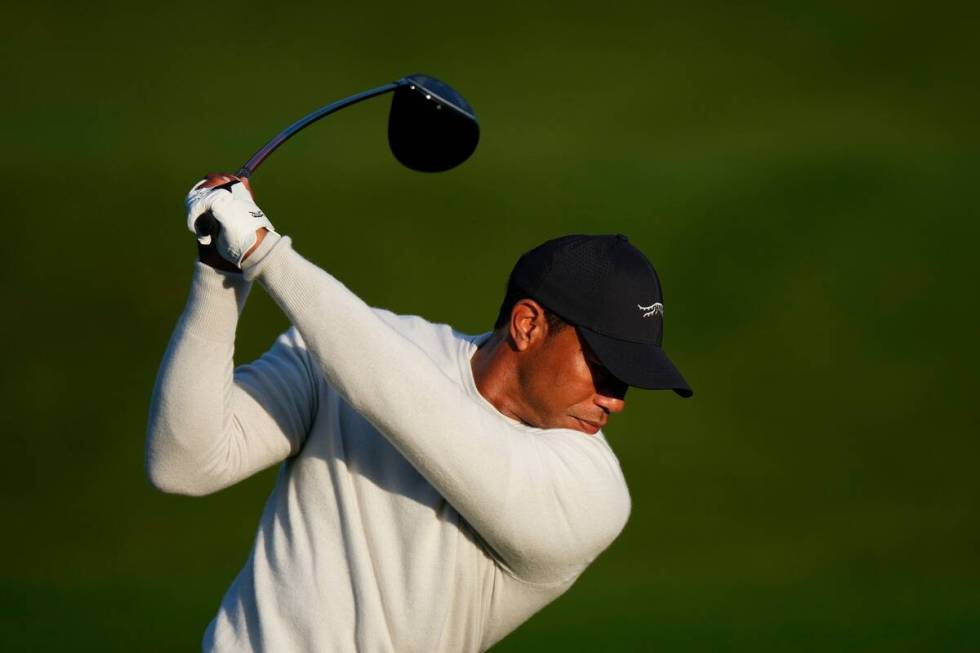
146;234;631;652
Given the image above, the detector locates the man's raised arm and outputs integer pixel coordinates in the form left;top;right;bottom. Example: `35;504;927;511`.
145;177;317;496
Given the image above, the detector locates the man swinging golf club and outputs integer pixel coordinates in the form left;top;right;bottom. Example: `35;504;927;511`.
146;171;692;652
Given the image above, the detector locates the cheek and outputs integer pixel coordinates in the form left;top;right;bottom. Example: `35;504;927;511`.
528;362;568;403
558;350;595;389
543;357;596;407
519;354;570;411
542;352;581;387
521;334;599;419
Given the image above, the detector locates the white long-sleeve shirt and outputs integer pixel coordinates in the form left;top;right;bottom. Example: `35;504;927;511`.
146;234;631;652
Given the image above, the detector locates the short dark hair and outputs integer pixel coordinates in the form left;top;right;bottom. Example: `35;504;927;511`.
494;279;568;333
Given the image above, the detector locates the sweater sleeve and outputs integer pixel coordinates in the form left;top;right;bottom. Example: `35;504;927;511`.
145;262;318;497
244;236;631;584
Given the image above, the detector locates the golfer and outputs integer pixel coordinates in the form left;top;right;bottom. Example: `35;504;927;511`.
146;174;693;652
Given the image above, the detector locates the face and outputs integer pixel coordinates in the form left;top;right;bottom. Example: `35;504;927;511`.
516;323;628;435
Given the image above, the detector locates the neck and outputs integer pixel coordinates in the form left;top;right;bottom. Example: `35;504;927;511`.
471;330;532;426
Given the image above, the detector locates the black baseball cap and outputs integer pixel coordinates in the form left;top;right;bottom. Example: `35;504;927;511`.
509;234;693;397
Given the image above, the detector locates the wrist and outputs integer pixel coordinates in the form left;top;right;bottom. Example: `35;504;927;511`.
198;242;240;273
242;233;287;281
242;228;269;262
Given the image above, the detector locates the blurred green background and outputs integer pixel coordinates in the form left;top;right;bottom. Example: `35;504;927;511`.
1;0;977;650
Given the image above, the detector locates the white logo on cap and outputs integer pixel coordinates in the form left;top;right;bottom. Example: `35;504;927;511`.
638;302;663;318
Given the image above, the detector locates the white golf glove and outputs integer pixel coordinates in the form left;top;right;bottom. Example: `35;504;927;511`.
186;180;276;267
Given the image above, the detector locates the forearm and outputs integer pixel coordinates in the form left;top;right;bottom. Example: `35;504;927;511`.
145;264;248;494
245;236;630;581
145;263;305;496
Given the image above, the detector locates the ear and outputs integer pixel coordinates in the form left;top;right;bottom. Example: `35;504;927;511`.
508;299;549;352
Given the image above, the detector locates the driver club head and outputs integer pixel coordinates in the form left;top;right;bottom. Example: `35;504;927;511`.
388;74;480;173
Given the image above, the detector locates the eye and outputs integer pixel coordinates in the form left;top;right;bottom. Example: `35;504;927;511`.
582;348;604;370
582;347;628;397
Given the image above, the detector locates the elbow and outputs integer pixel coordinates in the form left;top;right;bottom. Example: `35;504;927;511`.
145;412;234;497
144;441;221;497
146;465;218;497
145;459;208;496
145;459;175;494
146;471;179;495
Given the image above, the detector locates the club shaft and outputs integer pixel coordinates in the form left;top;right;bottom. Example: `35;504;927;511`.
237;80;405;179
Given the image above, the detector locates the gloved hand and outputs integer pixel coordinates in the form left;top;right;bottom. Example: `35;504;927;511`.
186;177;276;267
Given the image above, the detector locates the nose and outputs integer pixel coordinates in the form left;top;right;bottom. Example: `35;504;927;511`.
592;369;628;415
594;391;626;415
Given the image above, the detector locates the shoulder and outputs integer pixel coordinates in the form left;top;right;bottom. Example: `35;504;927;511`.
534;431;633;567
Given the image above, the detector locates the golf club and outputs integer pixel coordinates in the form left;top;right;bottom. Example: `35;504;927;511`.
194;73;479;240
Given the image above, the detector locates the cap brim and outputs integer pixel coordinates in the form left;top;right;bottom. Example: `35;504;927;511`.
578;327;693;398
